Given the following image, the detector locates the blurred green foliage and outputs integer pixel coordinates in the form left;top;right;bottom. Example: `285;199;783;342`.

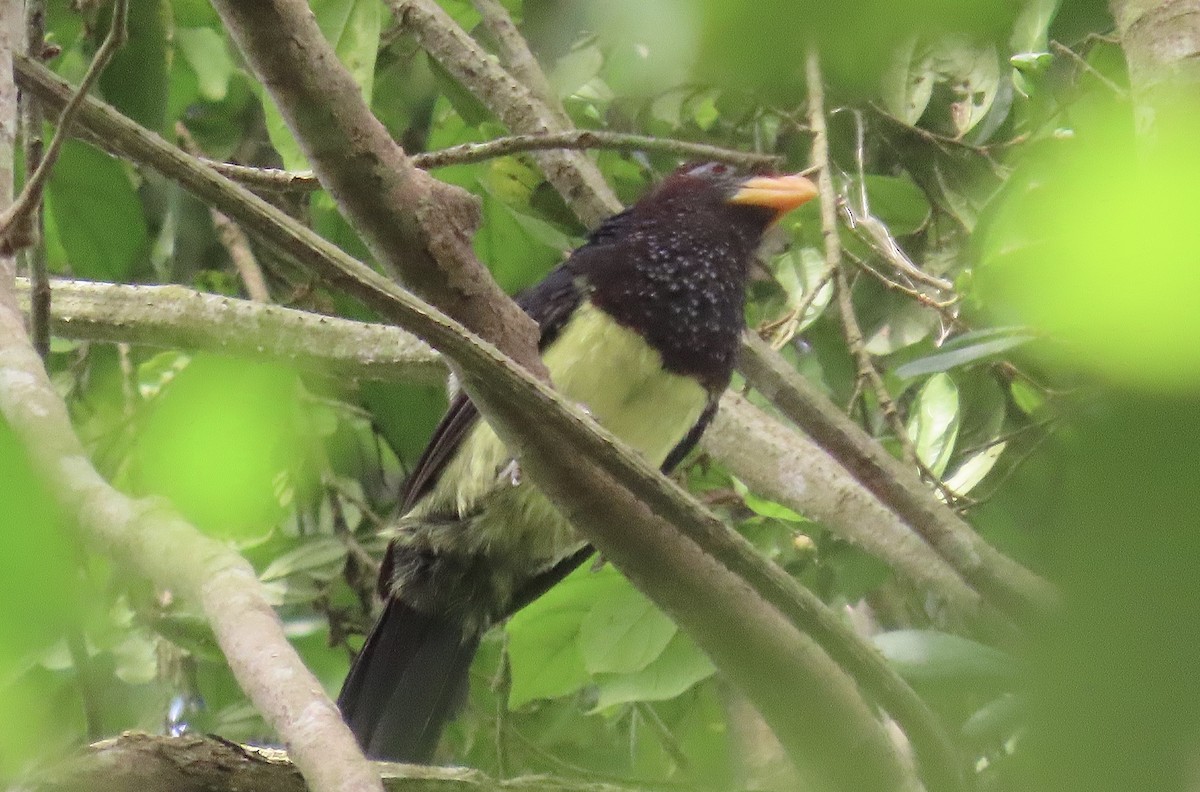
4;0;1198;790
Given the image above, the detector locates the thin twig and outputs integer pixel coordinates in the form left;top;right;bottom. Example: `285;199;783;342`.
470;0;565;125
1050;40;1129;98
759;264;835;349
0;0;128;253
199;131;781;193
176;124;270;301
634;702;691;774
22;0;50;359
844;110;953;293
492;634;512;778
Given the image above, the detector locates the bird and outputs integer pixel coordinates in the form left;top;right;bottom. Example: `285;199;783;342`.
337;162;818;763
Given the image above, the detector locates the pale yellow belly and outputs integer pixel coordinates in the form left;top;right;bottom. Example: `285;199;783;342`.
406;301;709;565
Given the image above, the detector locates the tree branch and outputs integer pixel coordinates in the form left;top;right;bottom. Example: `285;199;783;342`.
739;331;1057;624
199;131;779;193
208;0;544;379
792;49;1057;625
704;391;992;630
0;91;384;792
21;0;50;359
11;277;443;384
31;733;656;792
391;0;623;226
470;0;566;126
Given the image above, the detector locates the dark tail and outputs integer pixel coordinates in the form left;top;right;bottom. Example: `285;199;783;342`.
337;599;479;763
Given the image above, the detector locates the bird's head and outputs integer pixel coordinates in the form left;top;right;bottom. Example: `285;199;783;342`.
642;161;819;231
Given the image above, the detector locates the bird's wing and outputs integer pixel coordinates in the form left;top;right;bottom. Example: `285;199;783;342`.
399;264;586;511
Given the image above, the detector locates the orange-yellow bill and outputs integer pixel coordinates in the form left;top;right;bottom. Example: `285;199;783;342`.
729;173;818;217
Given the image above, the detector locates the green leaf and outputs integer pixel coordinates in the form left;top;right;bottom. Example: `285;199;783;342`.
579;583;678;675
894;328;1035;380
99;0;171;132
507;611;590;708
906;373;960;476
865;301;937;355
858;174;932;236
259;537;348;582
730;477;806;523
592;632;715;709
882;36;935;125
314;0;381;105
45;141;150;281
176;27;233;102
961;693;1023;744
506;565;615;707
943;440;1006;496
935;36;1001;137
874;629;1015;685
768;245;832;332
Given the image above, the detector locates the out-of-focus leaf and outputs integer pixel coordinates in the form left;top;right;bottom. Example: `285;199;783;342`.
99;0;171;132
176;27;233;102
593;632;715;709
944;440;1006;496
147;613;223;662
550;43;604;99
1010;379;1046;415
961;693;1024;744
45;141;150;281
136;350;190;399
874;629;1014;684
907;372;960;475
1010;0;1060;53
579;583;677;675
865;301;937;355
731;477;807;522
882;36;936;124
0;420;74;674
858;174;932;236
133;356;301;538
112;631;159;685
894;327;1035;380
978;107;1200;389
259;538;348;582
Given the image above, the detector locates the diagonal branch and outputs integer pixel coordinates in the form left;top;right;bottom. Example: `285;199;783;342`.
209;0;544;379
391;0;622;225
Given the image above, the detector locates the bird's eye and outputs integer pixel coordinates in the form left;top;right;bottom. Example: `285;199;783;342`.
688;162;730;178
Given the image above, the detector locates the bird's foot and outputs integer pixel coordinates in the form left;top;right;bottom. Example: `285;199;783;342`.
500;459;522;487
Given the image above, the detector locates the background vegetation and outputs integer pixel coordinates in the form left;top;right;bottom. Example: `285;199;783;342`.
1;1;1197;791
